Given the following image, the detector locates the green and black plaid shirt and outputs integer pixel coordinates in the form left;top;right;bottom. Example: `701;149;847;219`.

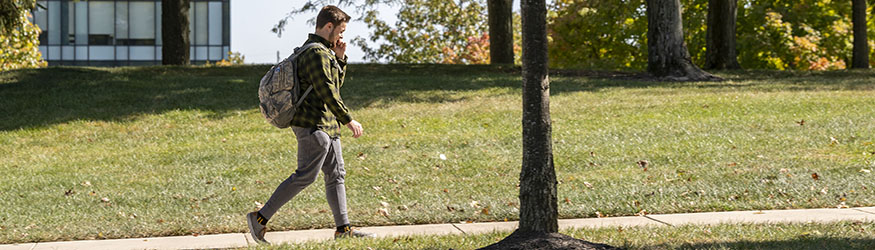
289;34;352;138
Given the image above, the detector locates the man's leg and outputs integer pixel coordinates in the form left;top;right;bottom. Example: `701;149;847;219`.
322;137;349;227
323;138;375;238
259;127;332;221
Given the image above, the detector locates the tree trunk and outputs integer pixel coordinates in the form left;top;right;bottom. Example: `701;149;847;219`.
162;0;190;65
647;0;720;81
488;0;514;65
852;0;869;69
518;0;557;234
704;0;740;70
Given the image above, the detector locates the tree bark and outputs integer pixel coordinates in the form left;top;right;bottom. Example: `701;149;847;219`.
852;0;869;69
704;0;740;70
162;0;190;65
518;0;557;234
647;0;720;81
488;0;514;65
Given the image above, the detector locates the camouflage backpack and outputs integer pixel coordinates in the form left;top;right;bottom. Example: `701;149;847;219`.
257;42;324;128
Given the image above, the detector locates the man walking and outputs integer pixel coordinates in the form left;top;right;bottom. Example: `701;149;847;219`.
247;5;373;243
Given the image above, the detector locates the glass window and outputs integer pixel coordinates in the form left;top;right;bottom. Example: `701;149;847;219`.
223;46;230;60
223;0;229;45
33;1;47;45
89;46;114;60
75;1;87;45
48;1;60;45
209;46;222;61
129;1;155;45
116;46;129;60
38;46;48;60
130;46;155;60
62;0;73;45
195;1;207;45
116;2;128;41
195;46;207;60
75;46;87;60
89;1;114;45
155;2;162;45
208;2;222;45
62;46;74;60
48;46;60;60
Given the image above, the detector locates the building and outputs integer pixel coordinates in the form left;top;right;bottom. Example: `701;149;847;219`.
31;0;230;66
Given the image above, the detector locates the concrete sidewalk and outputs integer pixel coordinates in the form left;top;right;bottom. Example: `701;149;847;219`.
3;207;874;250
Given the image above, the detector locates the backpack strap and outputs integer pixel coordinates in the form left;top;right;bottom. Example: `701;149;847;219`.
290;42;328;113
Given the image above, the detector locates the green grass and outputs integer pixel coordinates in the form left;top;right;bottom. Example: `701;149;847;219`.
1;65;874;243
249;221;875;249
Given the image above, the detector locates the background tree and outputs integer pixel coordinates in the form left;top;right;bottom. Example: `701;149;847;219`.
487;0;514;64
704;0;740;70
162;0;191;65
646;0;719;80
0;0;45;71
280;0;518;64
852;0;868;69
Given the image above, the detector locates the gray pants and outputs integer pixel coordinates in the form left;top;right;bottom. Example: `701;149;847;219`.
259;127;349;227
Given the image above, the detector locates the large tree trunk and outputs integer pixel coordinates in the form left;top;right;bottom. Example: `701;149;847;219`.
162;0;190;65
704;0;740;70
487;0;514;65
647;0;720;81
517;0;557;234
852;0;869;69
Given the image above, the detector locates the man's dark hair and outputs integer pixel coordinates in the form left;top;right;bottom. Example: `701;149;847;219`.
316;6;351;29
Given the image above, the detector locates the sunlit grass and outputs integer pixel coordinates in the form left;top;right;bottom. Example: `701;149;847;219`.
1;65;873;243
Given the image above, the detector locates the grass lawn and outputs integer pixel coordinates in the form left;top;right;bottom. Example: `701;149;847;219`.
249;221;875;249
1;65;874;243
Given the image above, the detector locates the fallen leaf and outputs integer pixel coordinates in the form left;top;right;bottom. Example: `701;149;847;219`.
372;186;382;191
442;188;449;193
100;197;110;203
830;137;839;145
728;162;738;167
811;173;820;180
636;209;648;216
205;180;213;184
382;145;390;149
81;181;92;187
753;211;765;214
595;211;605;218
637;160;649;169
398;205;409;211
470;200;481;208
796;120;805;126
780;168;789;173
192;232;199;237
447;205;457;212
378;208;390;217
861;168;871;173
564;197;572;204
583;182;593;189
255;180;264;184
820;187;828;195
64;189;74;196
837;202;849;209
363;166;371;171
481;207;490;215
254;201;264;210
380;201;389;207
357;152;367;160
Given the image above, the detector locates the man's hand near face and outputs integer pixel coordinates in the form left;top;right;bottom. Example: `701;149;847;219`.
333;40;346;59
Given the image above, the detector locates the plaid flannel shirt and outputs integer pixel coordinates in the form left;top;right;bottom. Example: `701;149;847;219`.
289;34;352;138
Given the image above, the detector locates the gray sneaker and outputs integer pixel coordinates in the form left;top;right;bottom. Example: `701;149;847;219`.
246;212;268;244
334;228;376;239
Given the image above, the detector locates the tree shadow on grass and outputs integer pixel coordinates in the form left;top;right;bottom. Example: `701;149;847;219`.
658;237;875;249
0;65;270;131
2;64;872;131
